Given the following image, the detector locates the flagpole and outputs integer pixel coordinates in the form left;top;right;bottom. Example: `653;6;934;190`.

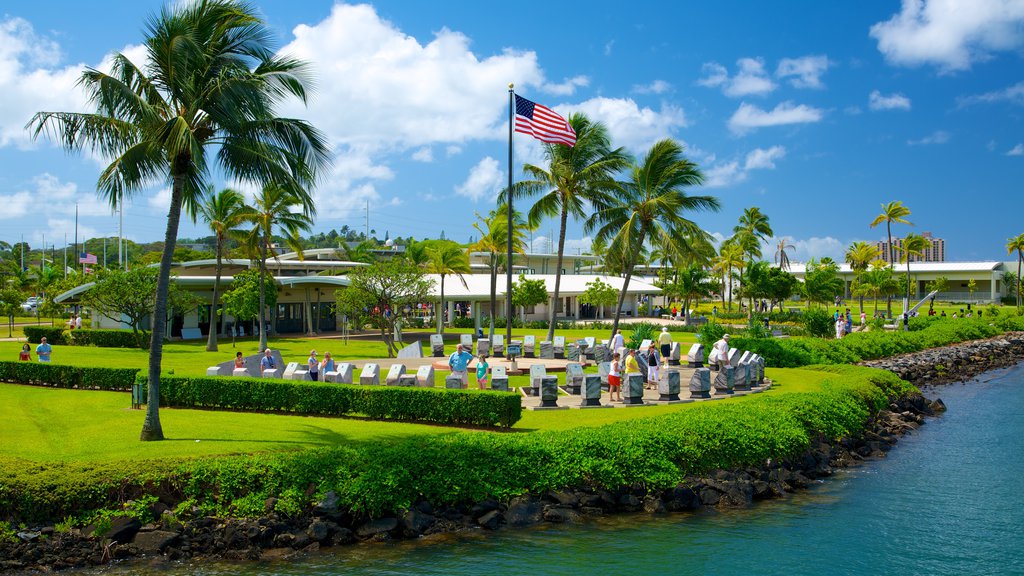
74;203;79;274
506;83;514;359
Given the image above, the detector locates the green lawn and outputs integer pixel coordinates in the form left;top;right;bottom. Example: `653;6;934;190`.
0;365;820;463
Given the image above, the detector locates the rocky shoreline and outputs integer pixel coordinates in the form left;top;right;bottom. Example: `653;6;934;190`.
5;334;1024;574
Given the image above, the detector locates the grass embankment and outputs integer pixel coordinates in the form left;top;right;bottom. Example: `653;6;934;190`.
0;365;903;523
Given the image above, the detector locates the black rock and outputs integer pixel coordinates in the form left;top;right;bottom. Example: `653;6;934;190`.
132;530;181;554
401;509;436;536
306;520;333;544
101;517;142;544
477;510;501;530
355;518;398;539
505;497;542;527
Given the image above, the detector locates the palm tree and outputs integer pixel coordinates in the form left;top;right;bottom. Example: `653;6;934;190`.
501;113;630;341
190;186;250;352
469;205;527;338
587;139;719;339
426;244;471;333
245;183;315;351
28;0;330;441
672;265;715;325
845;241;880;314
732;207;773;268
897;233;931;314
716;241;746;312
1007;233;1024;308
774;238;795;271
869;200;912;317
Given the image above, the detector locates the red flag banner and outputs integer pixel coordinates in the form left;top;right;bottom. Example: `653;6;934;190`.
79;252;97;264
514;95;576;147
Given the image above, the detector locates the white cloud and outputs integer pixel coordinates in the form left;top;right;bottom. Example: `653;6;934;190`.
45;218;103;242
279;4;549;149
571;97;687;152
147;188;172;211
869;89;912;111
770;235;848;263
0;173;113;220
1007;143;1024;156
698;58;776;97
776;55;831;89
604;40;615;56
958;81;1024;106
870;0;1024;72
445;145;462;157
632;79;672;95
455;157;503;202
411;147;433;162
0;17;89;149
728;101;824;134
704;146;786;188
907;130;951;145
543;75;589;96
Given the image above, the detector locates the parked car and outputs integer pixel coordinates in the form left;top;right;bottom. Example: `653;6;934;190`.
20;297;42;313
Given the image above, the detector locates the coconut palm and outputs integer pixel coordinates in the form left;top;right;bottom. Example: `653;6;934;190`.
731;207;773;267
774;238;795;271
1007;233;1024;308
587;139;719;339
869;201;912;267
427;244;471;333
245;183;315;351
28;0;330;441
501;113;630;341
715;241;746;312
897;233;931;313
845;241;880;314
190;186;251;352
469;204;528;338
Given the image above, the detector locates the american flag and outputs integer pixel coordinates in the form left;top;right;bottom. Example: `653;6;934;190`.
79;252;97;264
514;95;576;147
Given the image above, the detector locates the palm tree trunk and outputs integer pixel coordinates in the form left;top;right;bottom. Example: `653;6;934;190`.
547;207;569;341
489;256;497;339
437;275;446;334
258;237;268;352
609;231;645;342
141;174;186;442
886;222;893;318
727;265;733;311
1017;252;1022;308
205;235;223;352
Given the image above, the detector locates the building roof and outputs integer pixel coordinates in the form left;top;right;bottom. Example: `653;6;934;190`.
787;261;1004;274
423;273;660;300
54;274;350;303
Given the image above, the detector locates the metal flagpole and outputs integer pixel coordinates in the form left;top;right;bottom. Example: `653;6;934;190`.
506;84;514;359
119;202;123;269
74;203;79;274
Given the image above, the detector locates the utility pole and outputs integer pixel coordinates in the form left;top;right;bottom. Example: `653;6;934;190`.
119;202;124;270
20;234;24;270
40;233;44;271
74;203;79;273
365;200;369;241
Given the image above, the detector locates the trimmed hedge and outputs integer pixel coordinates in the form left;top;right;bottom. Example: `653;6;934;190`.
0;361;139;390
140;374;522;429
22;326;67;345
69;329;150;349
0;365;913;522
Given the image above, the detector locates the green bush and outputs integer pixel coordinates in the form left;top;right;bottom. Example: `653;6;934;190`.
141;374;522;428
697;321;728;351
0;365;914;523
69;329;150;349
801;308;834;338
23;326;67;345
626;322;657;349
0;361;138;390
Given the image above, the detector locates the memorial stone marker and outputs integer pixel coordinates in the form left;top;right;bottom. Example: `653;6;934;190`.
397;374;417;386
206;366;222;377
593;344;609;364
430;334;445;357
669;342;682;366
658;369;681;402
385;364;406;386
530;364;547;390
539;340;554;359
491;365;509;391
492;334;505;356
282;362;300;380
445;374;463;388
734;361;751;391
687;343;704;368
460;334;474;349
396;340;423;359
582;374;602;407
553;336;566;359
565;362;585;394
523;335;536;358
689;368;712;398
623;373;645;405
477;338;490;356
727;348;740;367
335;363;354;384
566;341;580;361
360;363;380;385
232;367;248;378
540;376;559;408
598;361;611;386
416;365;435;387
714;365;735;394
739;350;753;365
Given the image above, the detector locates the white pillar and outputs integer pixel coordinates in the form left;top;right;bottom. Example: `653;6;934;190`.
991;273;997;302
573;297;580;319
473;301;481;332
446;299;454;327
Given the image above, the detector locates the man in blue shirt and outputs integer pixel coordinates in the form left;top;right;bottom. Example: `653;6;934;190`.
448;343;474;388
35;337;52;363
260;349;276;374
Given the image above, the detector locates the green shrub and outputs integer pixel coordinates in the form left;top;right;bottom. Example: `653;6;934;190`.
626;322;657;349
141;374;522;428
801;308;834;338
23;326;67;345
697;321;728;351
0;361;138;390
69;329;150;349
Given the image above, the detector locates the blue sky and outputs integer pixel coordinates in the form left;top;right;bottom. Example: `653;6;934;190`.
1;1;1022;262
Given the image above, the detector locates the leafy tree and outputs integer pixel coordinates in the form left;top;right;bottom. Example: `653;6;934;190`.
714;241;746;312
469;204;528;338
967;278;977;302
742;261;799;314
925;276;948;308
510;274;549;322
82;267;200;348
190;186;251;351
578;277;618;319
220;267;277;345
845;241;880;314
664;265;715;324
897;233;931;309
731;207;773;268
774;238;795;271
1008;233;1024;308
28;0;330;441
336;259;434;357
244;183;314;351
588;139;719;340
426;243;471;333
0;288;22;337
802;258;843;308
502;113;630;342
869;201;912;318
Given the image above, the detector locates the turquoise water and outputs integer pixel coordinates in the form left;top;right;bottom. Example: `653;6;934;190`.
100;363;1024;576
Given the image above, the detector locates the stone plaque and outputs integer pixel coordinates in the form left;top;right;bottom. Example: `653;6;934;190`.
592;344;609;364
291;369;309;381
687;343;704;367
397;374;417;387
714;365;735;394
335;363;354;384
553;336;566;359
623;373;645;405
669;342;682;366
739;350;753;365
584;336;596;350
262;368;280;378
206;366;222;377
282;362;300;380
581;374;602;407
430;334;445;357
445;374;463;389
492;365;507;379
523;335;536;357
727;348;740;367
755;357;765;384
658;369;681;402
540;376;559;408
385;364;406;386
397;341;423;359
491;376;509;392
460;334;474;349
323;371;339;383
360;363;380;385
689;368;712;398
597;361;611;385
530;364;547;388
232;367;248;378
565;362;584;394
539;341;554;359
492;334;505;355
640;339;653;351
477;338;490;356
566;342;579;361
416;365;435;387
735;361;751;391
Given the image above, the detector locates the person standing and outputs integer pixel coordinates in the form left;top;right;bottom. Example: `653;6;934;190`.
75;314;83;330
234;351;245;369
860;311;867;326
712;334;730;371
260;349;276;373
320;352;335;374
19;343;31;361
624;348;641;377
658;327;672;366
35;337;52;363
67;314;76;331
608;352;622;402
307;350;319;381
448;343;473;388
646;343;660;389
835;316;845;339
610;329;625;353
476;354;489;390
